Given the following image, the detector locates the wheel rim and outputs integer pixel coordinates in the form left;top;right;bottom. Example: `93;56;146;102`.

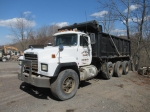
109;66;113;75
62;76;75;94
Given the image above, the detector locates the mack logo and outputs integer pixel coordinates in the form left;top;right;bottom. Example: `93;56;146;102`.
26;52;34;54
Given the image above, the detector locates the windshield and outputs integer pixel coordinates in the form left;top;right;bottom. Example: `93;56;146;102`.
54;34;77;46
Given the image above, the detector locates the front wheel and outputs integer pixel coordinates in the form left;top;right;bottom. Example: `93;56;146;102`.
51;69;79;101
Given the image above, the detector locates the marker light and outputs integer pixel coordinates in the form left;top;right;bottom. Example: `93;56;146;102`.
52;54;56;58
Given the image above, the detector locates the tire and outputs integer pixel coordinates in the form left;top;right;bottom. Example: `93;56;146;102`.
50;69;79;101
114;61;123;77
122;61;129;75
102;62;114;79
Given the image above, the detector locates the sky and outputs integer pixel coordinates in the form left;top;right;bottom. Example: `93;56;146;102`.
0;0;141;45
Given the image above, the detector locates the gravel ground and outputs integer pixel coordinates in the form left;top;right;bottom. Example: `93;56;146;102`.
0;61;150;112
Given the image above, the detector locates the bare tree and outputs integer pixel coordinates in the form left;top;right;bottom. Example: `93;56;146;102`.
34;25;59;45
129;0;150;69
97;0;131;39
98;10;115;33
10;13;35;50
47;25;60;44
97;0;150;70
48;25;60;36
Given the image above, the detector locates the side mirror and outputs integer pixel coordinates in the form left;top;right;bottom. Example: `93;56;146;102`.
59;45;64;52
90;33;96;44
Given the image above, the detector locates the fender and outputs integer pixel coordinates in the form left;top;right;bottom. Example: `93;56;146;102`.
53;62;80;78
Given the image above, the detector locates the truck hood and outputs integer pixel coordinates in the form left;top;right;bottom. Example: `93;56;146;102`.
24;46;77;62
24;46;58;55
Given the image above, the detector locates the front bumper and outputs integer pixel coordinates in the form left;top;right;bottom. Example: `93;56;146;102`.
18;72;50;88
18;60;50;88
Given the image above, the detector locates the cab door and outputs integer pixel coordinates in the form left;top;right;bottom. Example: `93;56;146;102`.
77;35;92;66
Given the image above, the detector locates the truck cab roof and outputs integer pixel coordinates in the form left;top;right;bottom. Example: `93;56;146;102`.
53;31;87;36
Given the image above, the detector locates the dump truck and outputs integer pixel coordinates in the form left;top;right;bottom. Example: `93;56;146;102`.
18;20;131;100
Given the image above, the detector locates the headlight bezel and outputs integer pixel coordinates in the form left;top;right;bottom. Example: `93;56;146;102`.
41;63;48;72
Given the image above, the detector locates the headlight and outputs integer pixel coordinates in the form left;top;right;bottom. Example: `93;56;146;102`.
18;60;22;66
41;63;48;72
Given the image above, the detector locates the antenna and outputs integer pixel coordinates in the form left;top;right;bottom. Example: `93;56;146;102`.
85;11;87;33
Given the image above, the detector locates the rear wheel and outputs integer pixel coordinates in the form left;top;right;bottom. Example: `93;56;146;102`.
102;62;114;79
51;69;79;101
122;61;129;75
114;61;123;77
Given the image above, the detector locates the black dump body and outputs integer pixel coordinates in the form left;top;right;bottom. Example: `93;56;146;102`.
59;20;130;60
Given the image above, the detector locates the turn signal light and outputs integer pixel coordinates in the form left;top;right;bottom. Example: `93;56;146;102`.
52;54;56;58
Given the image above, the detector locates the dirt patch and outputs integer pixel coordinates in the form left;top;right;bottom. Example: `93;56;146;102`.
0;62;150;112
66;109;75;112
116;84;124;88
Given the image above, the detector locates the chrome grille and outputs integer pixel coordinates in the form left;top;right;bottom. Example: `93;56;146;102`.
24;54;38;73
